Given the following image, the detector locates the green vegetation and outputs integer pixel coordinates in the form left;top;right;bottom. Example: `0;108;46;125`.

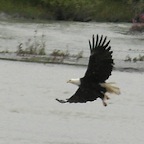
0;0;144;22
16;30;46;55
125;54;144;62
13;30;83;64
50;49;83;60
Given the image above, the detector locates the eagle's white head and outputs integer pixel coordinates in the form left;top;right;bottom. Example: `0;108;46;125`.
67;78;81;86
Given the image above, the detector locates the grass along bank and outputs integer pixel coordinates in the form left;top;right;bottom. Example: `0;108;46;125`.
0;0;141;22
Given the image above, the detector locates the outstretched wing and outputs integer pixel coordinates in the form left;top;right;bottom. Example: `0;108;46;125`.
56;86;103;103
83;34;114;83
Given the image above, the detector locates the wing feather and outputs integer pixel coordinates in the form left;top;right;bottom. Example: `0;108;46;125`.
66;87;102;103
89;40;92;52
98;35;103;47
56;83;106;103
95;34;99;48
84;34;114;83
101;36;107;46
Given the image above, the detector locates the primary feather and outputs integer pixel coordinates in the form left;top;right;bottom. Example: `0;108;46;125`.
56;34;120;106
85;34;113;83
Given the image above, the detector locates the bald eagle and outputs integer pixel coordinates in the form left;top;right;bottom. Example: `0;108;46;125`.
56;34;120;106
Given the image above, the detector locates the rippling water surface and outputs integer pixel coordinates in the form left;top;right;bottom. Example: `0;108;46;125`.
0;20;144;60
0;60;144;144
0;20;144;144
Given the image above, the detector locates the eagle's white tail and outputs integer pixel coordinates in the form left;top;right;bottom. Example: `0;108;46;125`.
100;82;121;95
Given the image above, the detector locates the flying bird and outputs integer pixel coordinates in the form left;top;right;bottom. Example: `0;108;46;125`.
56;34;120;106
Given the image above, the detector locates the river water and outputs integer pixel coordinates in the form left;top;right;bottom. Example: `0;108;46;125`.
0;19;144;144
0;19;144;60
0;60;144;144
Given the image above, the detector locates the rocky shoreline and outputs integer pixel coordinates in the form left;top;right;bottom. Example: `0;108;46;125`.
0;53;144;72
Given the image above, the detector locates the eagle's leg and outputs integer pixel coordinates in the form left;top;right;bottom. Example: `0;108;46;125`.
105;94;110;100
102;93;111;106
102;99;107;106
101;94;109;106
